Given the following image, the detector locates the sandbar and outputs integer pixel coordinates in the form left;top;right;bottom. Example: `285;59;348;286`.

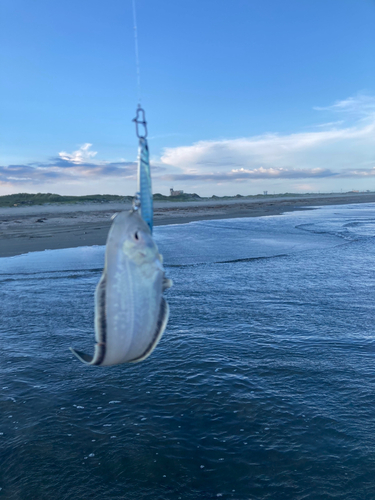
1;192;374;258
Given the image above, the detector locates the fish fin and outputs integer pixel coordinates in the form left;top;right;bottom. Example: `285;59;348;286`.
129;297;170;363
95;273;107;346
70;273;107;367
70;342;106;366
70;347;94;364
163;277;173;291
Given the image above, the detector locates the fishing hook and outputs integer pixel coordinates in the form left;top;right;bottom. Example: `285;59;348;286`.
133;105;148;139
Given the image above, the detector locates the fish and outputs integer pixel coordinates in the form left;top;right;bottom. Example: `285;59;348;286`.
70;209;172;366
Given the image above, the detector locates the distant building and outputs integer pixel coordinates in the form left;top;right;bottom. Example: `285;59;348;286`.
170;188;184;197
263;191;268;195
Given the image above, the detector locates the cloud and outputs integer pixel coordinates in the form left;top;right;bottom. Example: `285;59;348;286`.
58;143;97;164
160;94;375;183
0;157;138;186
160;167;335;183
0;143;169;187
314;93;375;116
230;167;334;179
1;94;374;195
314;121;344;128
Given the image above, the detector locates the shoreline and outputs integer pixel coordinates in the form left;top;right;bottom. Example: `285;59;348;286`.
1;192;375;258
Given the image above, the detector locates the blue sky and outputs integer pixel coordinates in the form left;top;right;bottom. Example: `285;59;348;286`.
1;0;374;197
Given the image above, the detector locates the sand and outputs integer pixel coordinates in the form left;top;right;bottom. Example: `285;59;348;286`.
1;192;375;258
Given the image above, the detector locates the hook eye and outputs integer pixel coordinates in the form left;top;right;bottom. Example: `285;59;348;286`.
133;106;148;138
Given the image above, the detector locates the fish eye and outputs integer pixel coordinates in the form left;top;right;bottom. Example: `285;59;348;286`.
134;231;139;241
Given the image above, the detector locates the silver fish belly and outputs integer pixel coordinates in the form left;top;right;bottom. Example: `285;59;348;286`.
70;210;171;366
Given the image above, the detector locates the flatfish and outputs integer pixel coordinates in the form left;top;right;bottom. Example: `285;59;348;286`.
70;209;172;366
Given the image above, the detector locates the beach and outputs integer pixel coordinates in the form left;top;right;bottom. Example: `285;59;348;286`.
1;192;375;258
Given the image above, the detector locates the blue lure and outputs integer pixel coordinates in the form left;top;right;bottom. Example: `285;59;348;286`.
133;106;153;233
137;136;153;233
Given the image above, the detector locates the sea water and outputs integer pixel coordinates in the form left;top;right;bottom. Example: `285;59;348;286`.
1;204;374;500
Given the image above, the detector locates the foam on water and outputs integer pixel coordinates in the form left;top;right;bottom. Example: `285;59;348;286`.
0;203;348;274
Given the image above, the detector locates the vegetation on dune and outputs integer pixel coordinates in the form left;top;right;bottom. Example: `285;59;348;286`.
1;192;203;207
0;193;132;207
0;190;371;208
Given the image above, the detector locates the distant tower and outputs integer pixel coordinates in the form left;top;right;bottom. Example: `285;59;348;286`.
170;188;184;197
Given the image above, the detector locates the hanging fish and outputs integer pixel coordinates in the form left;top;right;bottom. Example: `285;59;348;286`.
70;209;172;366
71;106;172;366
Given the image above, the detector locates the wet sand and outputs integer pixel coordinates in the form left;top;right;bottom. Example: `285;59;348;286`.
1;192;375;258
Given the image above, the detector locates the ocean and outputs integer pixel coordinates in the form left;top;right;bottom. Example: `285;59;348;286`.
1;203;374;500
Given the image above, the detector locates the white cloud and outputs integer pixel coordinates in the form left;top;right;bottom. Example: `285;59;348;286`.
231;166;333;178
160;94;375;182
314;93;375;116
58;143;98;164
315;121;344;128
2;94;375;197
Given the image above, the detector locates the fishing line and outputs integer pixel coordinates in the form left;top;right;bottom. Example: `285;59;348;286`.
132;0;142;105
131;0;152;233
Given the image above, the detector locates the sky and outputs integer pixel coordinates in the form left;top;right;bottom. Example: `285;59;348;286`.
1;0;374;197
